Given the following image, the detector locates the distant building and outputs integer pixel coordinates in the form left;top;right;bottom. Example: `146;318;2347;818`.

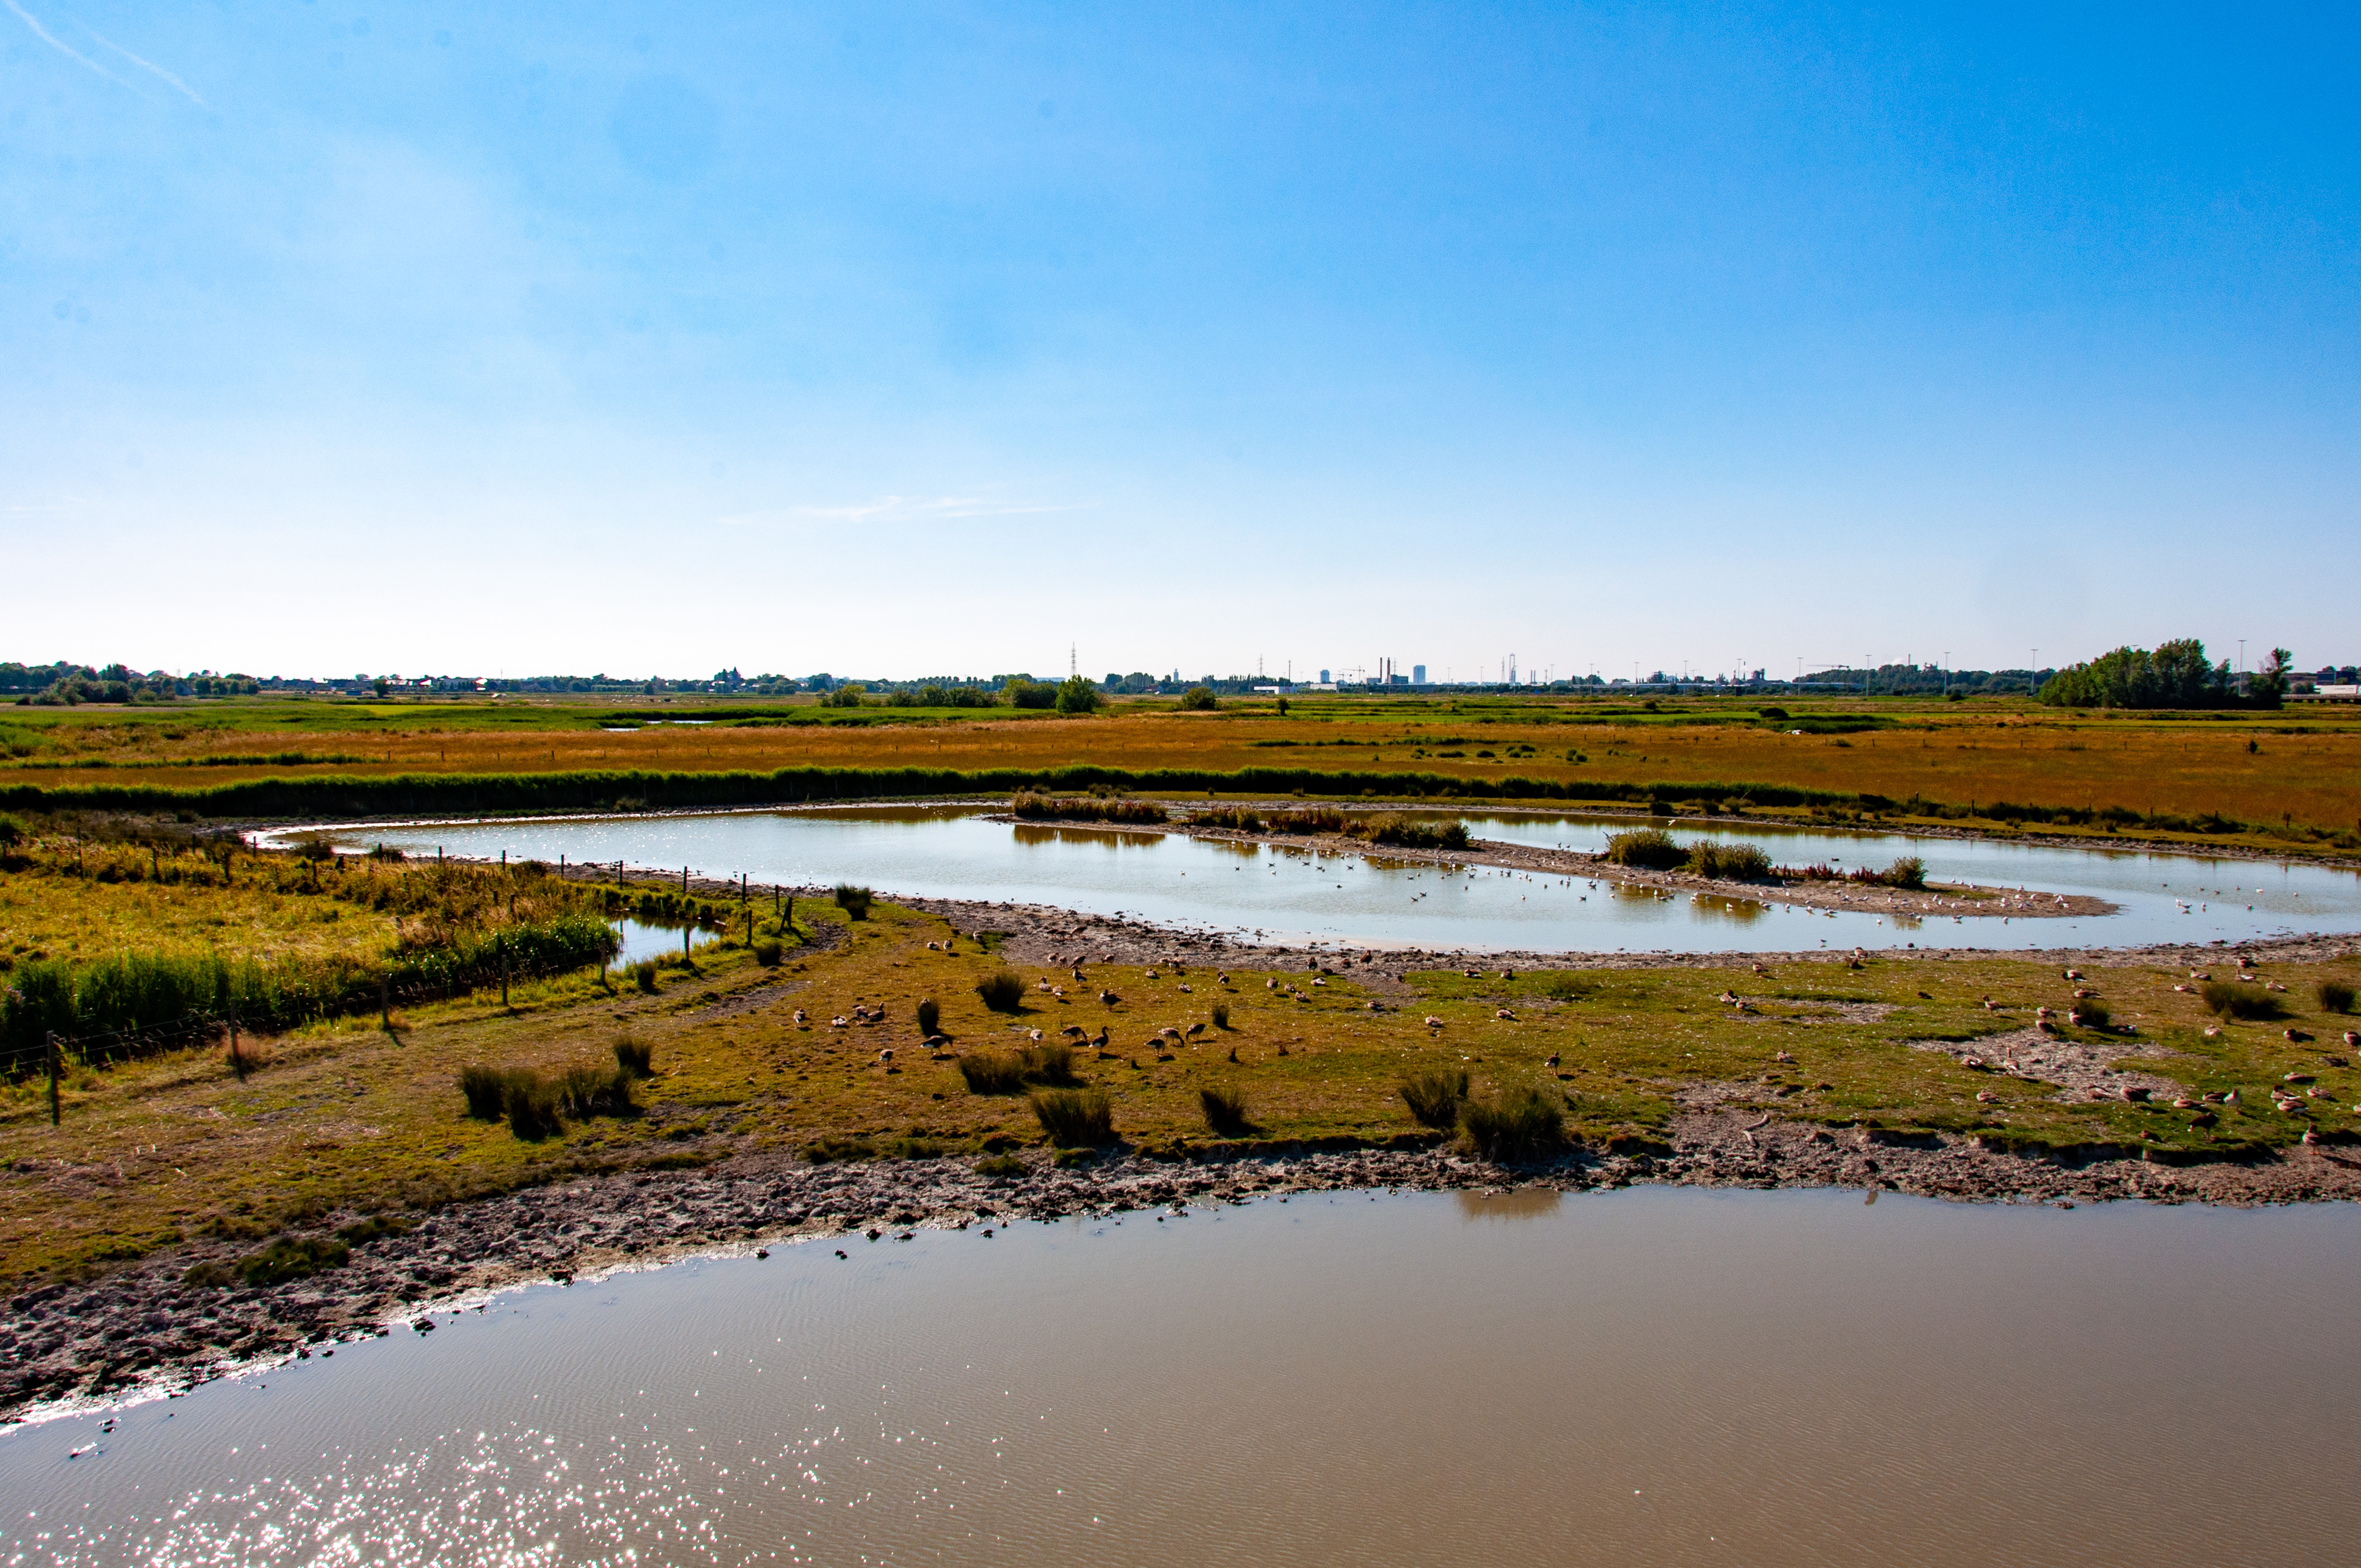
1319;669;1331;683
1412;664;1426;684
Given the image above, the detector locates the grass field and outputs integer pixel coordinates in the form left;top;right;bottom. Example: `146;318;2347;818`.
5;869;2356;1286
6;692;2358;852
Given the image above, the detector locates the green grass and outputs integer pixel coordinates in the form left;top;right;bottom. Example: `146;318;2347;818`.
2201;981;2281;1021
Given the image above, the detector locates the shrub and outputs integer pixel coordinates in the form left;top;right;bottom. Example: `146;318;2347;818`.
1212;1003;1230;1030
2200;980;2280;1021
614;1035;654;1076
1178;685;1219;711
1684;841;1773;880
1269;806;1347;835
1053;676;1102;714
975;1153;1026;1176
1602;827;1686;870
1199;1085;1251;1136
459;1064;508;1120
975;969;1026;1012
630;959;659;993
2320;980;2356;1015
833;884;874;920
1399;1068;1470;1129
958;1050;1028;1094
1460;1085;1564;1161
1031;1087;1114;1146
917;997;940;1035
1884;855;1927;890
237;1234;351;1287
751;938;783;966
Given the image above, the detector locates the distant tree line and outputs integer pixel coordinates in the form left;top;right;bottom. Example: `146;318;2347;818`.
2037;639;2288;710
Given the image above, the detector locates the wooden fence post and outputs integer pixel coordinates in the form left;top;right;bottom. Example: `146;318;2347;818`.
380;975;391;1030
229;1003;244;1081
47;1031;60;1127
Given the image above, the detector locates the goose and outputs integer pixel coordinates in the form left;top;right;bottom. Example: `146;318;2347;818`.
877;1048;895;1065
793;1008;808;1025
1425;1015;1444;1029
1099;989;1121;1004
1185;1022;1206;1038
1976;1090;2000;1104
1091;1026;1109;1049
1028;1029;1043;1042
1544;1053;1560;1068
1061;1023;1085;1037
1775;1050;1795;1063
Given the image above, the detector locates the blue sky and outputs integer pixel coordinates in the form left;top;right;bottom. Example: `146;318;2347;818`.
4;2;2354;681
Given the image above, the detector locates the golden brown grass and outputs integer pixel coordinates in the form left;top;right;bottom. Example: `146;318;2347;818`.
10;694;2360;841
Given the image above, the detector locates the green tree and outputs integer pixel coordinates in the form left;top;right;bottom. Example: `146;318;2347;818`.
1177;685;1219;711
1054;675;1102;714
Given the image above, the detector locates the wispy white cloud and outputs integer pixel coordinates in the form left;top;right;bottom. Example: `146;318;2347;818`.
721;495;1092;527
87;28;207;108
2;0;127;88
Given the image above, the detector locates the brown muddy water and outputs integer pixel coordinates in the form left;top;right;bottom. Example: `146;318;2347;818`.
6;1187;2359;1566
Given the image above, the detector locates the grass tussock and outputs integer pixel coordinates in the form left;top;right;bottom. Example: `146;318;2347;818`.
803;1135;876;1163
1459;1085;1565;1161
1212;1002;1230;1029
751;937;783;966
1020;1040;1078;1085
1030;1087;1114;1147
2201;980;2281;1021
1191;805;1265;831
1399;1068;1470;1129
630;959;659;993
1198;1084;1252;1136
974;969;1026;1012
2321;980;2356;1015
956;1051;1028;1094
1348;812;1471;850
916;997;940;1036
832;884;874;919
459;1060;633;1138
974;1153;1026;1176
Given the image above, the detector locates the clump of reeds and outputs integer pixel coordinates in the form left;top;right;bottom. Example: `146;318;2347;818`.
882;1134;950;1160
958;1050;1028;1094
974;1153;1025;1176
2066;1002;2112;1031
975;969;1026;1012
751;938;783;966
1458;1085;1565;1161
614;1035;654;1076
917;998;940;1035
833;884;874;920
1399;1068;1470;1129
1683;840;1773;880
1791;856;1926;888
1030;1087;1114;1147
461;1059;631;1137
630;959;659;993
1012;793;1168;825
2321;980;2356;1015
1347;813;1470;850
1191;805;1265;831
804;1135;876;1163
2201;980;2280;1021
1199;1085;1251;1136
1212;1003;1230;1030
1602;827;1686;869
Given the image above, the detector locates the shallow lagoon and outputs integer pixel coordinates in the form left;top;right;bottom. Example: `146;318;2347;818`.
280;806;2361;953
11;1187;2361;1567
